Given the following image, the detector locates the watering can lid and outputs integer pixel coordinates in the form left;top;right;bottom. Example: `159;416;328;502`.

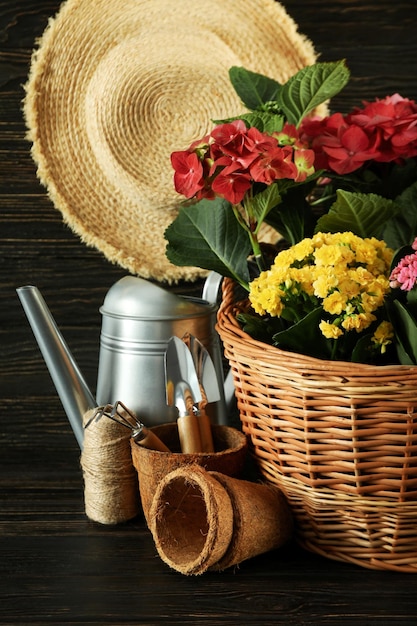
100;276;214;320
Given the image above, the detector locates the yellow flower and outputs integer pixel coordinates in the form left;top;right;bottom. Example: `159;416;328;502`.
360;280;388;312
312;273;338;298
249;273;286;316
290;238;315;261
322;291;348;315
288;266;315;296
371;320;394;354
273;239;312;267
335;275;361;300
341;312;375;332
319;320;343;339
314;242;355;267
247;232;393;331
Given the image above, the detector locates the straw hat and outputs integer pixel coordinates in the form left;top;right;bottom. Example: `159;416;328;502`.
25;0;321;283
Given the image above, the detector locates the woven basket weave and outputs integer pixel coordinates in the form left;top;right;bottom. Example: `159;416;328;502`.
217;278;417;572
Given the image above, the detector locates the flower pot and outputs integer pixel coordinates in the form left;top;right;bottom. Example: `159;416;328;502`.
148;464;292;575
130;422;248;524
217;278;417;573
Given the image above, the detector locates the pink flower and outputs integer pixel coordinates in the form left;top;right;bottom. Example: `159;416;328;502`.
390;251;417;291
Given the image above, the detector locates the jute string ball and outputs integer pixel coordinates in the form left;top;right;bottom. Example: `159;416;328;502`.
81;409;140;525
24;0;323;283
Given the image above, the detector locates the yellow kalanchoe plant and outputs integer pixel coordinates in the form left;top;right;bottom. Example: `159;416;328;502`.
247;231;394;361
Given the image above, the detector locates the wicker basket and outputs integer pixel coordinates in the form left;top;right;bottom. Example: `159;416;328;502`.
217;278;417;572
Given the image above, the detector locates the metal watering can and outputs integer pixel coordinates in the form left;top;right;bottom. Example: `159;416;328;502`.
16;274;233;449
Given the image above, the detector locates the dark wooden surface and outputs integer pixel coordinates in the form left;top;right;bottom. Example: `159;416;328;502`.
2;1;417;623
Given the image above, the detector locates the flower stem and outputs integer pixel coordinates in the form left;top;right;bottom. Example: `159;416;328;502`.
249;231;267;273
330;338;339;360
231;202;267;274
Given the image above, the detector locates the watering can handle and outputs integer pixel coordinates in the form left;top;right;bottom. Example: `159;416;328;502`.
202;272;236;414
202;271;223;305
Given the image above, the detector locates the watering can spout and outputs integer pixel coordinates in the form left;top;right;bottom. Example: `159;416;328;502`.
16;285;96;449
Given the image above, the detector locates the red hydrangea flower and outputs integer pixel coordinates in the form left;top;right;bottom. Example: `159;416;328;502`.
301;94;417;175
249;145;298;184
349;94;417;161
211;168;252;204
171;151;204;198
171;119;303;205
300;113;381;174
293;148;315;181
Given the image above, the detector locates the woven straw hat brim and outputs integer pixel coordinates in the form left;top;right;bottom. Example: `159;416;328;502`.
24;0;321;283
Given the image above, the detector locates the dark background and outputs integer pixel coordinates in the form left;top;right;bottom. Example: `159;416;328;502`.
2;1;417;624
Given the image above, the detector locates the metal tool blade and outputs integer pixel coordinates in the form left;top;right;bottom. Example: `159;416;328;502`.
165;336;204;453
165;336;202;414
185;334;221;404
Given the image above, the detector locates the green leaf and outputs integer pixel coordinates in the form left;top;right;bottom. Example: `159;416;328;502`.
164;198;251;288
240;112;285;133
261;113;286;134
272;307;333;359
388;300;417;365
278;60;350;126
229;66;282;111
382;180;417;248
315;189;400;238
250;185;282;232
350;333;375;363
266;177;322;243
212;111;285;133
266;201;310;245
237;312;287;343
407;287;417;314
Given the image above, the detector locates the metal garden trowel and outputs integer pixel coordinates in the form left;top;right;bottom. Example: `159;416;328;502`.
183;333;220;452
165;336;203;453
165;335;221;453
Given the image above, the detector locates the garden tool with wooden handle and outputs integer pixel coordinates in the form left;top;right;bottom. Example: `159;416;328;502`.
165;336;203;453
183;333;219;453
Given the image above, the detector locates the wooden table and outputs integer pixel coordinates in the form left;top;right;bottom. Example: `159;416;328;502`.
2;1;417;623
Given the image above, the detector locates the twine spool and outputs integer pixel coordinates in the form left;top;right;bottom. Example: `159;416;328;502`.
81;409;140;524
149;464;293;575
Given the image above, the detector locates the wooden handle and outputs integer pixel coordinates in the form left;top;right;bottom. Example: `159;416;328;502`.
135;428;171;452
198;408;215;453
177;413;203;453
133;426;171;452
